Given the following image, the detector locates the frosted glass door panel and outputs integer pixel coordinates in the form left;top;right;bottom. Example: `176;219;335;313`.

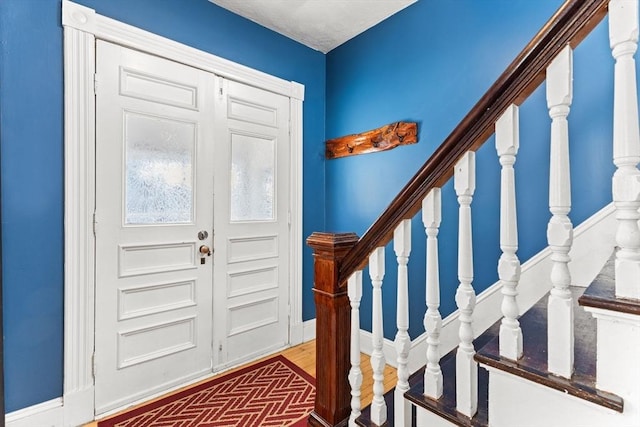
230;133;275;222
125;112;195;224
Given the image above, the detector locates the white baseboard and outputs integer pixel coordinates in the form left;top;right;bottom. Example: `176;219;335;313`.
6;398;63;427
302;318;316;342
290;321;304;346
360;203;616;375
62;387;94;427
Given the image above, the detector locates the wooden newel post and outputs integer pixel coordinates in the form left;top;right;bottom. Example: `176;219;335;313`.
307;232;359;427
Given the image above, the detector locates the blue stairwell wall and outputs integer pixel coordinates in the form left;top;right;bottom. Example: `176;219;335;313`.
0;0;325;413
326;0;619;340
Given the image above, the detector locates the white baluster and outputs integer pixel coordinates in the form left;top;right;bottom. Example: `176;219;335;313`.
369;247;387;425
546;45;575;378
348;271;363;426
454;151;477;416
496;104;523;360
610;0;640;300
394;220;412;426
422;188;443;399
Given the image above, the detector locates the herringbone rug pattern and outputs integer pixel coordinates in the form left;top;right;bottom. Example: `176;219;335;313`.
98;355;315;427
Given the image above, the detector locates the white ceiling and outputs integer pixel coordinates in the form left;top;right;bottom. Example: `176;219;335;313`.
209;0;417;53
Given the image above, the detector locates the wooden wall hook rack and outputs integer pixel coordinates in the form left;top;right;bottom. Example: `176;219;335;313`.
325;121;418;159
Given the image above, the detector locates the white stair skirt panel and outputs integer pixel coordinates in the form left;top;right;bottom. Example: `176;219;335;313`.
303;318;317;343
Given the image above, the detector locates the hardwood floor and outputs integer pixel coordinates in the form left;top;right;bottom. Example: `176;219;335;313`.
85;340;397;426
282;340;398;408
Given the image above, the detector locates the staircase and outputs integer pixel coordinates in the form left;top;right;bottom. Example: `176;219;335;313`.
306;0;640;426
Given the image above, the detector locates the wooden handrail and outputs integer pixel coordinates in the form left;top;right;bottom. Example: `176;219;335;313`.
337;0;609;286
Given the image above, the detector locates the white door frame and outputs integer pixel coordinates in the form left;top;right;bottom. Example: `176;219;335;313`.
62;1;304;424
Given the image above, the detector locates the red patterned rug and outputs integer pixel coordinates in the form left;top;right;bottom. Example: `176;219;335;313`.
98;355;315;427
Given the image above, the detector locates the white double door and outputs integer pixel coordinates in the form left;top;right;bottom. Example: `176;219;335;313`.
94;40;291;414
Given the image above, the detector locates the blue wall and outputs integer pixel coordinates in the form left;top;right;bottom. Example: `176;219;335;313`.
326;0;617;340
0;0;325;412
1;0;65;411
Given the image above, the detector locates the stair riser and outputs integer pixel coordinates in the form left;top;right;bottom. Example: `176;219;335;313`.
484;367;634;427
415;407;458;427
585;307;640;410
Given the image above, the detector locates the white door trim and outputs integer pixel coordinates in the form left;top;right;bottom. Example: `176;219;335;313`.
62;1;304;424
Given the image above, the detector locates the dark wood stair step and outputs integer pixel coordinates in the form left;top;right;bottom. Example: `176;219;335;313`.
475;286;624;413
403;323;498;427
578;250;640;316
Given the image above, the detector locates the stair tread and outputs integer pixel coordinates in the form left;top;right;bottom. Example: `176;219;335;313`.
403;323;499;427
475;286;624;413
578;252;640;315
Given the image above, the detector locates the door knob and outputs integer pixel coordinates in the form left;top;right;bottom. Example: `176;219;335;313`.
199;245;212;256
